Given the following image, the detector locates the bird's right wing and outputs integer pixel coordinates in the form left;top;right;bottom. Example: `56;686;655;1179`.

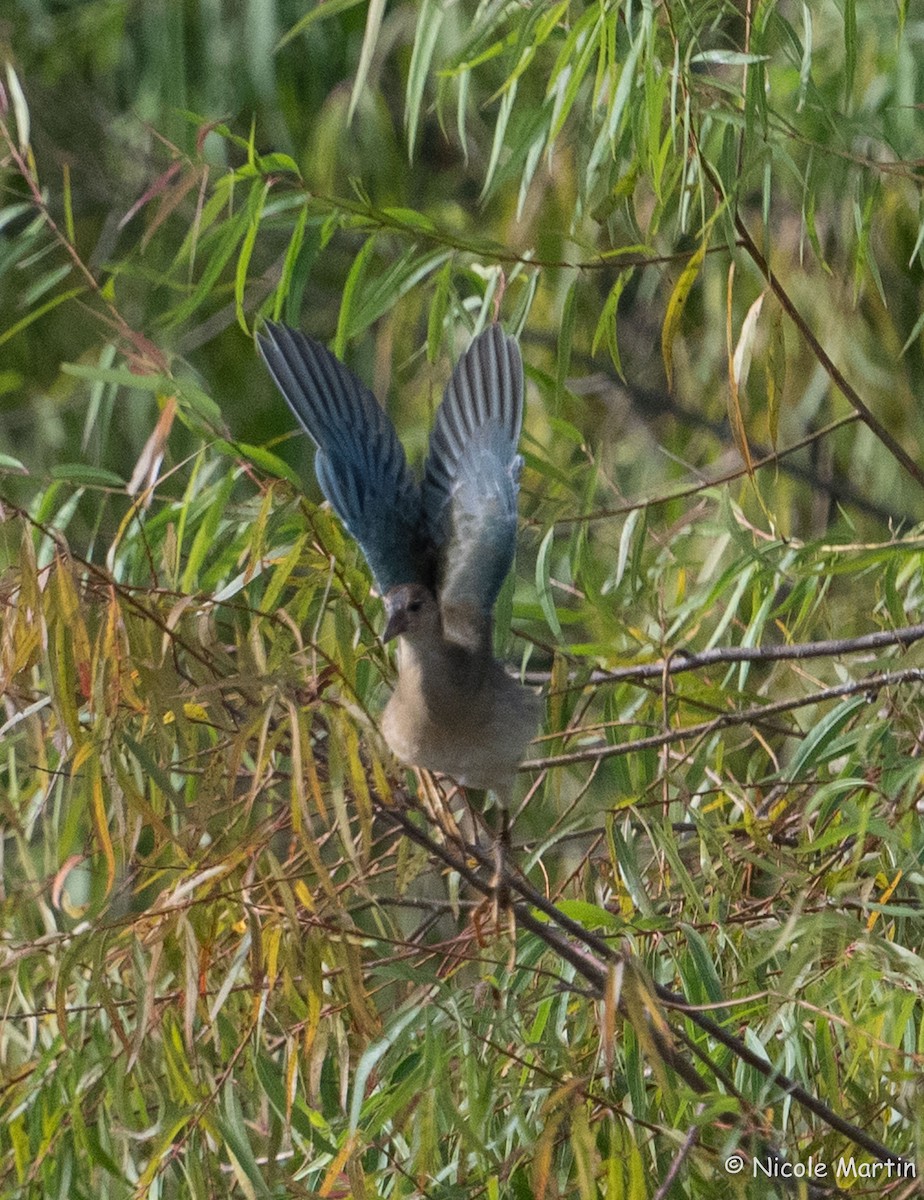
258;322;430;594
422;325;524;651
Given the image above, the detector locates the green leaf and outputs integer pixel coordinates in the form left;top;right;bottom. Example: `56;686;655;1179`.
335;235;377;357
535;525;562;640
788;696;868;780
555;274;578;409
49;464;126;487
679;924;723;1005
348;0;387;125
277;0;366;47
554;900;622;931
235;180;270;333
661;240;707;390
427;258;453;361
214;439;302;487
405;0;444;156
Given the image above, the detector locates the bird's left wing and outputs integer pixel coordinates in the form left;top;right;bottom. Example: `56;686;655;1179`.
421;325;524;651
258;322;431;594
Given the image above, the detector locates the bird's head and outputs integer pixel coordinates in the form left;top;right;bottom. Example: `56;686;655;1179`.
382;583;440;643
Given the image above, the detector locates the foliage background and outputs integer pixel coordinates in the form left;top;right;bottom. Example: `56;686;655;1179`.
1;1;923;1197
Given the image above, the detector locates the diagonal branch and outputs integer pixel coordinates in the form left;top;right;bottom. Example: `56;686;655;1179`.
732;214;924;492
380;793;915;1174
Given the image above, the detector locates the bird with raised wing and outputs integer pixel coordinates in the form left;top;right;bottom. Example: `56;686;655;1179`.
257;322;540;847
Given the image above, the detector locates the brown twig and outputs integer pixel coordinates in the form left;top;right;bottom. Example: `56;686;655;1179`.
529;622;924;689
522;666;924;772
379;792;915;1174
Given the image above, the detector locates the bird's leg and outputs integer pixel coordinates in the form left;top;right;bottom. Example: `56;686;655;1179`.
492;802;510;910
489;790;516;943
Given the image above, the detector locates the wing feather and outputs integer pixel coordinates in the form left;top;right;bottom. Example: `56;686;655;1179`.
421;325;524;648
258;322;431;594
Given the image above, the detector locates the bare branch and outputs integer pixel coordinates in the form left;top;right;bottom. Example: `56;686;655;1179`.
523;667;924;772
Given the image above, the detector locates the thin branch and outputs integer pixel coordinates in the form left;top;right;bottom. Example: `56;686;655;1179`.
691;136;924;495
652;1125;700;1200
522;667;924;772
380;794;915;1173
732;212;924;492
533;409;907;529
538;622;924;688
0;116;169;371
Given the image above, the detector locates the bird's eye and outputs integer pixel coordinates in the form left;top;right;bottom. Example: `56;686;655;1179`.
407;599;423;613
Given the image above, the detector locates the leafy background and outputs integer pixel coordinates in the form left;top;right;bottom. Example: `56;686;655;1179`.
1;1;923;1197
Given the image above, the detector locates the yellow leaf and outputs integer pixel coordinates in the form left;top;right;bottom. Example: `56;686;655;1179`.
319;1133;358;1198
91;759;116;895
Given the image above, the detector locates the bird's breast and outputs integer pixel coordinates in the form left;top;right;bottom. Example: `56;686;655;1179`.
380;642;539;792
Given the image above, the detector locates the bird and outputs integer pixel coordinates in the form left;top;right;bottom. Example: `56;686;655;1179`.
257;320;540;861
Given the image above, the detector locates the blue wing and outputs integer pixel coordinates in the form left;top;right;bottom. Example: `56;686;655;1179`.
421;325;524;649
258;322;431;595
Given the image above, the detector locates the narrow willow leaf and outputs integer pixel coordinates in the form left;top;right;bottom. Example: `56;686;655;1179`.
609;507;641;594
766;303;785;447
255;151;300;174
0;286;87;348
181;470;236;592
427;258;452;361
555;275;578;409
726;266;755;476
380;206;437;233
347;246;450;343
516;126;547;220
481;78;518;200
798;2;813;112
5;64;30;151
349;1006;422;1131
165;200;252;328
509;265;539;334
347;0;386;125
789;696;867;780
62;162;75;243
612;825;655;917
843;0;856;107
661;239;706;389
284;216;327;324
592;270;630;379
277;0;365;47
731;290;765;391
535;526;562;640
554;900;621;931
546;7;602;145
900;304;924;356
335;236;377;358
455;67;469;162
90;760;116;896
50;463;126;487
690;50;771;66
586;20;645;188
219;1079;273;1199
215;439;301;487
680;924;723;1004
62;364;171;390
235;180;269;333
405;0;444;156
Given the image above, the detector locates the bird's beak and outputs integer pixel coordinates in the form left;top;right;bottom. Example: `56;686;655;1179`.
382;609;407;643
